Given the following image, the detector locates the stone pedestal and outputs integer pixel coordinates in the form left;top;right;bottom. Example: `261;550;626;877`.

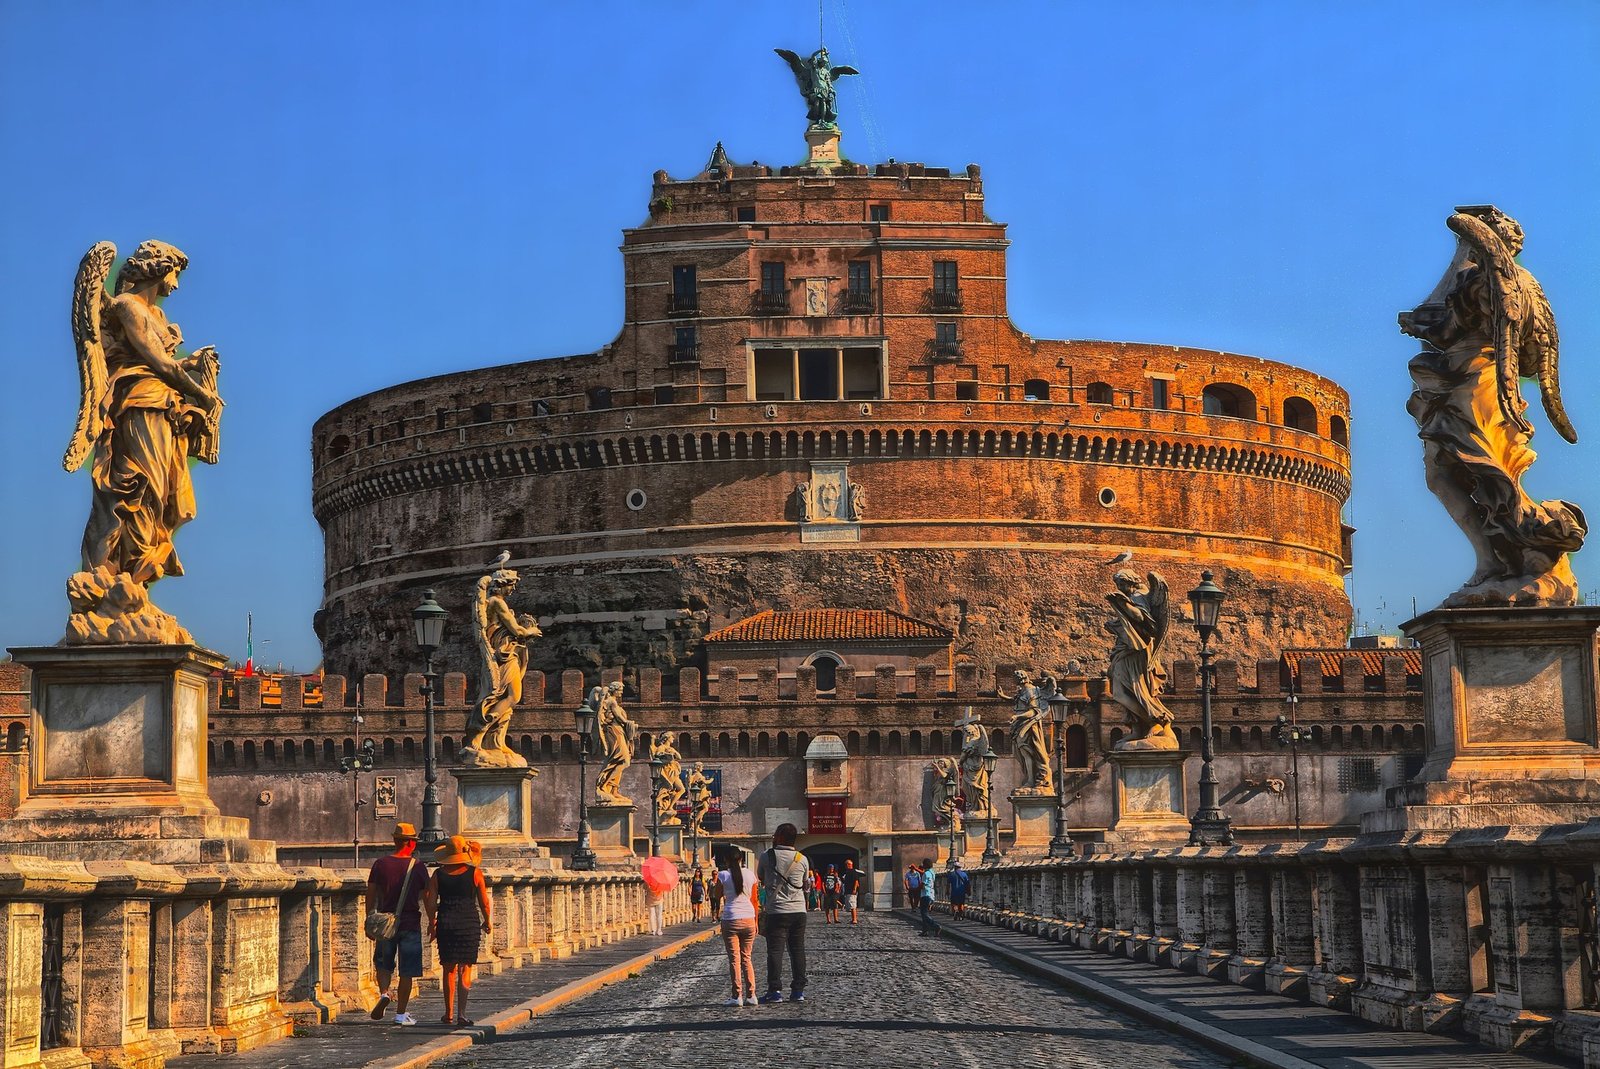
937;823;970;865
1008;792;1056;855
1104;750;1191;848
0;644;269;864
805;124;842;168
652;820;685;859
450;766;555;865
586;801;637;864
1365;606;1600;834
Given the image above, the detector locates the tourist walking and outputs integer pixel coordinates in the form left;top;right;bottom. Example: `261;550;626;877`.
903;862;922;908
917;857;942;936
425;834;492;1027
839;858;863;924
822;865;842;924
365;822;426;1026
690;866;706;922
806;868;820;912
714;844;760;1007
948;858;971;917
757;822;811;1003
707;863;724;922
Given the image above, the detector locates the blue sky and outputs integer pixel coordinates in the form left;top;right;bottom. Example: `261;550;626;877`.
2;2;1597;672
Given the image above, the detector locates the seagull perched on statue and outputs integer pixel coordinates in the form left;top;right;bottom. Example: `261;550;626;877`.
1105;550;1133;566
490;549;511;568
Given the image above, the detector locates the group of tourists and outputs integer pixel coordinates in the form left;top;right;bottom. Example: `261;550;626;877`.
711;821;813;1005
905;856;968;935
689;849;865;927
364;822;493;1027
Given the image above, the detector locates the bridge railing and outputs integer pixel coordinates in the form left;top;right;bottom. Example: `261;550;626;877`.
947;823;1600;1062
0;855;684;1069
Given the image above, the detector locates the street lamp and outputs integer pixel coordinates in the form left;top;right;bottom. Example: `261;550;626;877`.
981;744;1001;865
1276;677;1309;840
411;590;449;847
648;749;667;858
945;763;961;870
1048;692;1076;859
1186;571;1234;846
571;698;598;871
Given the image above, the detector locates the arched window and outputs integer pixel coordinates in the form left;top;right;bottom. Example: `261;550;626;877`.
808;652;843;693
1202;383;1257;420
1085;381;1113;405
1330;415;1349;446
1282;397;1317;432
326;434;351;459
1023;379;1050;401
1065;724;1089;769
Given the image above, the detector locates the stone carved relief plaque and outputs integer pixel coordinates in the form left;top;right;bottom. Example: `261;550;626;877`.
374;775;398;816
798;460;862;543
804;278;828;317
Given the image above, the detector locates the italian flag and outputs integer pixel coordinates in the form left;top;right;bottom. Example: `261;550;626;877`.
242;614;254;677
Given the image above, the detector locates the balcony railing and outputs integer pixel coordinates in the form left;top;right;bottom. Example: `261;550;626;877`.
931;339;964;360
841;288;875;314
753;291;790;315
666;291;699;316
668;344;699;364
927;287;964;313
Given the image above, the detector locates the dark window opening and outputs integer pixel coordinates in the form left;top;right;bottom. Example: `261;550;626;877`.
1065;724;1089;768
844;260;873;313
812;655;841;692
1023;378;1050;401
931;260;961;311
757;262;788;314
868;204;890;222
1150;379;1170;410
670;264;698;313
1085;381;1114;405
1202;383;1258;420
799;350;839;401
956;380;978;401
435;409;447;430
654;385;674;405
934;322;961;359
1283;396;1317;432
670;325;698;363
587;388;612;411
754;348;794;401
737;206;756;222
1331;414;1349;446
534;399;551;417
842;347;882;400
471;402;494;424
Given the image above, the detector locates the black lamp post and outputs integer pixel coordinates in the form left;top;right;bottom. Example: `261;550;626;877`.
1048;693;1076;859
411;590;449;847
981;744;1001;865
572;700;601;870
571;699;598;871
1187;571;1234;846
945;763;961;870
1275;680;1308;840
648;749;666;858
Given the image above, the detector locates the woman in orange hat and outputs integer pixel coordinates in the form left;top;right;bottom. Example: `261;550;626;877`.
423;834;491;1026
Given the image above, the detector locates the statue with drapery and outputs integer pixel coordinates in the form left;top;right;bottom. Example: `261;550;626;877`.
462;563;544;767
1106;570;1179;750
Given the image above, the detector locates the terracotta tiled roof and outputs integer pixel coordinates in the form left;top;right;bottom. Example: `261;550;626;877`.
705;609;952;644
1281;647;1422;681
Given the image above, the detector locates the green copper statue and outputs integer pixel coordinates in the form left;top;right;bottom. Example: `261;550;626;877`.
775;47;859;128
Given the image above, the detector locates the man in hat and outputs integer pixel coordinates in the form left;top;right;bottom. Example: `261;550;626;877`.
947;857;972;918
367;822;426;1025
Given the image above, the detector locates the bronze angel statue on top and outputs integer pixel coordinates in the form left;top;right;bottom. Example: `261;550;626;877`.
1399;206;1586;607
63;241;223;645
774;47;859;127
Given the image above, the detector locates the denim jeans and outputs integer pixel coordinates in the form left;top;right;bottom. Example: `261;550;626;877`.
763;910;807;994
918;896;940;934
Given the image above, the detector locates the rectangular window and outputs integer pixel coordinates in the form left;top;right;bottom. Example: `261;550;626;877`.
868;204;890;222
798;349;839;401
653;385;675;405
1151;378;1170;410
671;325;698;363
753;348;794;401
737;206;756;222
761;261;785;295
936;322;958;345
956;380;978;401
534;399;551;417
848;261;871;293
933;261;959;295
671;264;697;313
842;347;883;400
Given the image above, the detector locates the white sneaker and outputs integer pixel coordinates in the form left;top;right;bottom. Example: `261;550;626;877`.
723;996;742;1007
744;996;759;1008
393;1012;417;1026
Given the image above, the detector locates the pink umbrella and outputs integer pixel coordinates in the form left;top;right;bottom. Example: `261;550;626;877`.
641;855;680;895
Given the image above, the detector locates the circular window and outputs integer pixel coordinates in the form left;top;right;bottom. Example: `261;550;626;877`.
625;489;648;511
1098;487;1117;508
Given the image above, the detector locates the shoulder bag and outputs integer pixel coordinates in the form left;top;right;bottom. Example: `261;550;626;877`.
365;857;421;941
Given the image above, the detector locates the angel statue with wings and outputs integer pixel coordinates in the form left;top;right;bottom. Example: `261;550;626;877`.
998;670;1054;794
1400;206;1586;607
774;46;859;127
585;680;636;804
462;562;544;767
1107;570;1179;750
63;240;222;645
649;733;685;825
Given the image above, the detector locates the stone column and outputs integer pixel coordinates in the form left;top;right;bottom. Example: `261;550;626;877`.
1149;863;1180;964
1228;863;1271;989
1266;865;1315;999
1478;862;1571;1050
1199;866;1237;978
1309;862;1362;1010
170;898;216;1051
0;900;45;1068
208;894;292;1053
1173;861;1206;972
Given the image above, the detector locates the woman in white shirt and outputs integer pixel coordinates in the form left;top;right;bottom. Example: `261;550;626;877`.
713;844;760;1007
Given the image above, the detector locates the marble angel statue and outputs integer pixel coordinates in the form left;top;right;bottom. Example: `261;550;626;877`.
63;240;222;645
1106;570;1179;750
462;558;544;767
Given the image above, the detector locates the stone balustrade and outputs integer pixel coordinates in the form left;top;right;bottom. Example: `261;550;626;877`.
947;823;1600;1065
0;856;687;1069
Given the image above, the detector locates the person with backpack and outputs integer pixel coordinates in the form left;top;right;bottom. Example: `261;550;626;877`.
917;857;942;936
903;862;922;907
821;865;842;924
365;822;426;1026
947;858;972;917
756;822;810;1003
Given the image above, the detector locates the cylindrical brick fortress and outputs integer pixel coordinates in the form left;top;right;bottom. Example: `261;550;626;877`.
312;155;1351;681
